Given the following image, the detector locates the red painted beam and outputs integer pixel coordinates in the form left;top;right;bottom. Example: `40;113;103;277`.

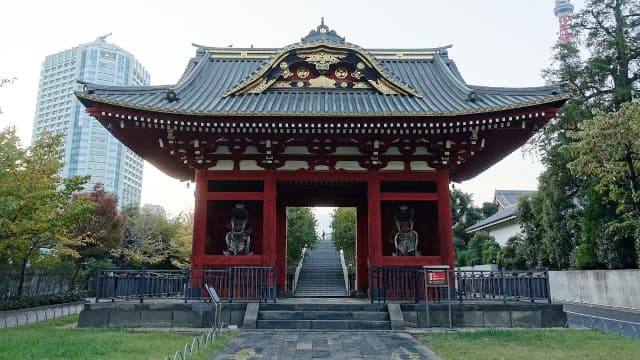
206;192;264;201
380;193;438;201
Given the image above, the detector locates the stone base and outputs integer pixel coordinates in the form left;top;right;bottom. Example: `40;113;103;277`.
78;301;247;328
401;303;566;328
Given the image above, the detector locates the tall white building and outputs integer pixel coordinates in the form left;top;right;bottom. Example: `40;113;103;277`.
32;35;149;209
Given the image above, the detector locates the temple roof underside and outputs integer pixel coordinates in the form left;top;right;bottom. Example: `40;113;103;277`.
75;23;568;182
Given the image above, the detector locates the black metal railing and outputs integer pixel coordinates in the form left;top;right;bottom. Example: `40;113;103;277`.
96;266;277;303
370;266;551;304
0;270;76;301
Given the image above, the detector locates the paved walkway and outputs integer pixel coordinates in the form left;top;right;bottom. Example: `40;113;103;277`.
213;330;442;360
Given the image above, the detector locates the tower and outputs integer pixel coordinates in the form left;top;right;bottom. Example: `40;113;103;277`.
554;0;575;43
32;35;150;210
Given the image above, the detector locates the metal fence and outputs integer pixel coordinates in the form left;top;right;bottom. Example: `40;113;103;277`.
0;270;75;301
96;266;277;303
566;311;640;339
370;266;551;303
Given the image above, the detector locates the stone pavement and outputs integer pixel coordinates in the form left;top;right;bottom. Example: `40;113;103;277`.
213;330;442;360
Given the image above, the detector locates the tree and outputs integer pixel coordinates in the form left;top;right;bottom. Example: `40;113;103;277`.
117;206;176;268
0;128;89;296
498;235;528;270
62;183;125;287
568;101;640;267
467;232;499;266
450;189;493;266
331;208;356;269
522;0;640;269
168;212;193;269
286;207;318;266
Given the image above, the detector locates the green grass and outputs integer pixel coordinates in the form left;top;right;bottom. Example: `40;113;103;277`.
0;315;236;360
415;329;640;360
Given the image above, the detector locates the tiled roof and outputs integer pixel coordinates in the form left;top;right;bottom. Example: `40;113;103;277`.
466;205;518;233
494;190;536;209
76;43;565;117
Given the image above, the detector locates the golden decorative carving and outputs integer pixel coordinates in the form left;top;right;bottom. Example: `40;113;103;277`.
298;48;346;72
352;82;372;89
279;61;288;69
308;75;336;88
297;67;310;79
246;78;277;94
281;69;293;79
335;68;348;79
340;82;348;88
356;62;365;70
351;70;364;79
296;81;305;87
368;79;398;95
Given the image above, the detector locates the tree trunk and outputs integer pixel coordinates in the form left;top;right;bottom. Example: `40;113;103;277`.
16;258;28;298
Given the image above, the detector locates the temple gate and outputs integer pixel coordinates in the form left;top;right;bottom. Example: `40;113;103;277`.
77;22;567;293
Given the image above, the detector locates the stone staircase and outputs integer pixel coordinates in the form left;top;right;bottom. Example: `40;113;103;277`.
294;237;347;297
256;303;391;330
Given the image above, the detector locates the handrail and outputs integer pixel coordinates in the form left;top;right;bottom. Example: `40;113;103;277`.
339;249;350;295
292;247;306;293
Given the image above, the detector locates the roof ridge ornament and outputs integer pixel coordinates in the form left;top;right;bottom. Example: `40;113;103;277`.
301;17;345;44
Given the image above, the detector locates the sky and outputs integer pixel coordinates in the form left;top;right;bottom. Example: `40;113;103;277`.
0;0;584;234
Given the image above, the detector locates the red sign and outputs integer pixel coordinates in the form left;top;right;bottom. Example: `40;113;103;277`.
427;271;447;285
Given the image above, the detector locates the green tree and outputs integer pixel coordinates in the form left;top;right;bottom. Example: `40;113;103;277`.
168;212;193;269
467;232;499;266
498;235;528;270
522;0;640;269
0;128;90;295
117;206;177;268
331;208;356;268
286;207;318;266
568;102;640;267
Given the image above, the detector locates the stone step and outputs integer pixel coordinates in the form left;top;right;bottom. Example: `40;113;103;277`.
256;319;391;330
258;311;389;321
259;304;387;312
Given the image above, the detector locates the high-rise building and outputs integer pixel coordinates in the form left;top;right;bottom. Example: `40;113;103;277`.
32;34;149;209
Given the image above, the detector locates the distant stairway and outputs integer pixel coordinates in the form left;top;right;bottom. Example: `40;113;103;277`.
257;303;391;330
294;237;347;297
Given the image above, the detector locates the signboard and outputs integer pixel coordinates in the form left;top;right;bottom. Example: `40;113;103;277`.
427;271;447;285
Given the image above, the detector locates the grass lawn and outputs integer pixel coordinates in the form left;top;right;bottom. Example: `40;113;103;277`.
0;314;236;360
415;328;640;360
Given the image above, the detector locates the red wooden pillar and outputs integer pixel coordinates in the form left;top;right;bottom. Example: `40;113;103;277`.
356;201;368;291
262;170;278;283
275;202;287;291
367;171;382;268
191;169;208;270
436;169;455;269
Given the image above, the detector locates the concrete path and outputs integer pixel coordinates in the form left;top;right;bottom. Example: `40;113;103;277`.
564;303;640;338
213;330;442;360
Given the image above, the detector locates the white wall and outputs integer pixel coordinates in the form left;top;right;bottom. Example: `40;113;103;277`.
549;270;640;310
486;221;521;246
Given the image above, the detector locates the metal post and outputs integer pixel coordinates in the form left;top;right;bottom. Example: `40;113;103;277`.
446;269;452;329
369;268;374;304
184;269;190;303
95;269;101;303
414;268;420;304
528;271;534;303
139;268;146;304
228;267;233;303
501;268;507;304
456;270;463;303
272;266;277;303
424;269;430;328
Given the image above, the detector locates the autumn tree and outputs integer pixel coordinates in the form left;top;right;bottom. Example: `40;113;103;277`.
62;183;125;287
286;207;318;266
0;128;90;295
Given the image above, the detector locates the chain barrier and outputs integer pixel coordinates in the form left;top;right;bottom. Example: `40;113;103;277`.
566;310;640;339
